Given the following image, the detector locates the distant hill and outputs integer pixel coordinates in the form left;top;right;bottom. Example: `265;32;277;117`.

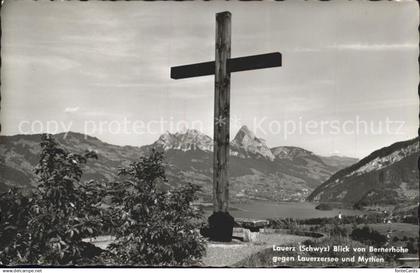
0;127;356;201
0;132;146;193
319;155;359;171
307;137;419;208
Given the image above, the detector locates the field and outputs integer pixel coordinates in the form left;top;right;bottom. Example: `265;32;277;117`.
343;223;418;239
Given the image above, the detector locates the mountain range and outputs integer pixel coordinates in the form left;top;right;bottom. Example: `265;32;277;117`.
0;126;358;202
307;137;419;208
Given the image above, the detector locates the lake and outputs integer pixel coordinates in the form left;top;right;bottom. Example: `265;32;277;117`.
204;201;363;220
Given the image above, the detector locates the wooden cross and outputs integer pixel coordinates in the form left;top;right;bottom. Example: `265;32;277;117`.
170;11;282;242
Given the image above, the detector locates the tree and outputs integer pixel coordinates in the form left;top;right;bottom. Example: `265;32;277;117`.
108;149;205;266
25;134;104;265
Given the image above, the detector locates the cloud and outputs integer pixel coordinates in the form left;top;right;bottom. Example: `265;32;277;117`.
64;106;80;113
289;47;322;53
332;98;417;113
4;53;80;71
90;83;157;88
289;43;417;53
327;43;417;51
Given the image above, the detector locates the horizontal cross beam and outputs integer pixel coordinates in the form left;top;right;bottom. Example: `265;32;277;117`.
170;52;281;79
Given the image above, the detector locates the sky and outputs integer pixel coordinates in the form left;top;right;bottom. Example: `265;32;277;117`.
1;0;418;158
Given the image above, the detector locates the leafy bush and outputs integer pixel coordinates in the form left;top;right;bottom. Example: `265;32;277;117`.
405;238;418;254
16;134;104;265
330;223;347;237
0;188;32;264
107;149;205;266
1;136;206;266
350;226;387;247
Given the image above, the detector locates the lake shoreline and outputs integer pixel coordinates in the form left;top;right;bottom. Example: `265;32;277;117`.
201;200;364;220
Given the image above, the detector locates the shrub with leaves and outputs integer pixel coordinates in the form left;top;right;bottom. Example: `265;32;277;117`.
330;222;348;237
108;149;205;266
25;134;104;265
0;188;32;265
350;225;387;247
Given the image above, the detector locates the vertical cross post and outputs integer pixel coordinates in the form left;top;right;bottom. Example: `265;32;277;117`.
208;11;234;242
170;11;282;242
214;11;231;213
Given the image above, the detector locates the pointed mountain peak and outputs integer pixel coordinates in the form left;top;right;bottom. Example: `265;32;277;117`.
231;125;274;161
238;125;252;134
234;125;257;141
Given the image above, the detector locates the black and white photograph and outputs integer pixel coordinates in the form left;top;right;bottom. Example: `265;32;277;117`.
0;0;418;269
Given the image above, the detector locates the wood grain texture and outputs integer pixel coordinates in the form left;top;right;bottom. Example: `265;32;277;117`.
213;11;231;213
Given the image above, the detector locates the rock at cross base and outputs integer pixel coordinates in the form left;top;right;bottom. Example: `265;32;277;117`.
208;211;235;242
